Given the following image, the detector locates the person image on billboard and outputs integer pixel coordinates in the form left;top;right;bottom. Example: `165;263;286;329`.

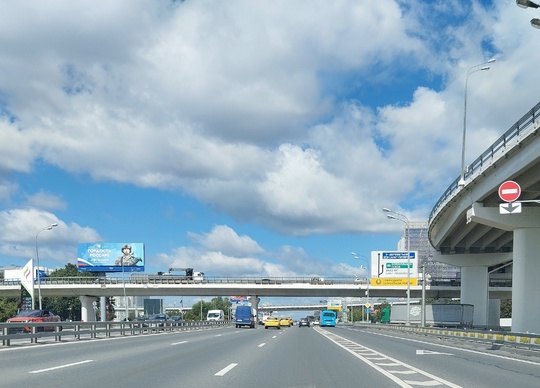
114;244;142;266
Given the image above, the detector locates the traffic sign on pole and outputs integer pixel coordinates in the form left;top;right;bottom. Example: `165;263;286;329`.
498;180;521;202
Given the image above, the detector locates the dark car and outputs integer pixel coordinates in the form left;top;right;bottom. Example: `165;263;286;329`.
148;314;170;327
298;317;310;327
170;316;184;325
132;316;148;327
7;309;61;333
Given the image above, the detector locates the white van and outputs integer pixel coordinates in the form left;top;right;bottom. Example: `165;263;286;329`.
206;309;225;321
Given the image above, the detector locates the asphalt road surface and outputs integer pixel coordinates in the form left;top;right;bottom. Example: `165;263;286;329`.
1;324;539;387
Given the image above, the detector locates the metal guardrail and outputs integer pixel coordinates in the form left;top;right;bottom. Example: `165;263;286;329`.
1;319;229;347
429;100;540;225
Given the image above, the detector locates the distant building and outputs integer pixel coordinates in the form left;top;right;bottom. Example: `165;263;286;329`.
395;221;459;279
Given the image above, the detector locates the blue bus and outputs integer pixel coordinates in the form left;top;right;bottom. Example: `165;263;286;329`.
319;310;337;327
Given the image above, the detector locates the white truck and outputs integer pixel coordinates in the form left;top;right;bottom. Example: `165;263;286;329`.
385;303;474;328
206;309;225;321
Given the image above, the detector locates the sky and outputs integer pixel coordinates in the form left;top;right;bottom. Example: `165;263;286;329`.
1;1;540;307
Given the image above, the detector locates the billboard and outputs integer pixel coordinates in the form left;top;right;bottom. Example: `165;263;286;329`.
77;243;145;273
370;251;418;286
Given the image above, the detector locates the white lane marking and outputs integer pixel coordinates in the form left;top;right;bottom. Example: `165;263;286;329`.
366;330;540;366
171;341;188;346
404;380;443;386
272;335;277;339
258;343;266;347
416;350;453;356
215;363;238;376
215;334;222;337
29;360;93;374
316;328;461;388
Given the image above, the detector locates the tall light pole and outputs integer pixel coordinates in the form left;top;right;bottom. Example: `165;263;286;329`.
351;252;370;322
383;208;411;326
459;58;495;186
35;223;58;310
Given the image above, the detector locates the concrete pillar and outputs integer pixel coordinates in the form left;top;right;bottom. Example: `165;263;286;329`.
488;299;501;329
250;295;260;325
461;266;489;327
79;296;98;322
512;228;540;333
100;296;107;322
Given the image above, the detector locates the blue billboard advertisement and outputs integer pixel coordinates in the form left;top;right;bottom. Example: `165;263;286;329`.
77;243;145;273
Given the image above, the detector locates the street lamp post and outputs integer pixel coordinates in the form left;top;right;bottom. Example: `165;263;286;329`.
351;252;370;323
459;58;495;186
35;223;58;310
421;265;426;327
383;208;411;326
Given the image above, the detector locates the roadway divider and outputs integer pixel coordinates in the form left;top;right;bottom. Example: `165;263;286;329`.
1;320;231;347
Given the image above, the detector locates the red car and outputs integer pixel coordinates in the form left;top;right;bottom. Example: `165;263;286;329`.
7;309;61;333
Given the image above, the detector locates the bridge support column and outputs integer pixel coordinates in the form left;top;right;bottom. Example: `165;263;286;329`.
513;227;540;333
79;296;98;322
100;296;107;322
488;299;501;329
250;296;260;326
461;266;488;327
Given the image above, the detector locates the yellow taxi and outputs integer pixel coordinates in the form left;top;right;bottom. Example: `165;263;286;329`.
264;316;281;329
279;317;291;327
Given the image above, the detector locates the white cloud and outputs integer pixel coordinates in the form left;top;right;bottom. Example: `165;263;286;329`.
0;208;101;264
188;225;264;257
1;0;540;263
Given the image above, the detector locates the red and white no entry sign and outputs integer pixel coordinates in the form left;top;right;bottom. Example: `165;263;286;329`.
498;180;521;202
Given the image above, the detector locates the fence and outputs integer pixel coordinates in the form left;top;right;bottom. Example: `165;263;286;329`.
1;319;230;347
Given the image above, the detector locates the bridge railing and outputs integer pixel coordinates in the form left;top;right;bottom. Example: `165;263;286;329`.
429;100;540;225
1;319;229;348
0;276;365;286
0;276;512;287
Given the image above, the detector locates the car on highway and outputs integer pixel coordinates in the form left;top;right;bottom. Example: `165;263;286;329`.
264;316;281;329
170;316;184;325
132;315;148;327
7;309;61;333
279;317;291;327
298;317;310;327
148;313;170;326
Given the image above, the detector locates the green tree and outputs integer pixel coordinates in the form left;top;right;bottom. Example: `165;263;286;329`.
0;297;19;321
501;299;512;318
42;263;97;321
183;300;209;321
183;297;233;321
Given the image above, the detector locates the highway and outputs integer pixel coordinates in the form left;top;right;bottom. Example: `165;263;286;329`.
2;324;539;387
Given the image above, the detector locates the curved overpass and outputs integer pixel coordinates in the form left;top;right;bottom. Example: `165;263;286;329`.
429;100;540;333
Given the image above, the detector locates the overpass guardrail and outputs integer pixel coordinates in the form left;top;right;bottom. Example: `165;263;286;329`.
429;100;540;225
0;276;512;287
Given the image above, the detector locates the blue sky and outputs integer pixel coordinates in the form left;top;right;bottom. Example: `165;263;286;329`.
1;1;539;303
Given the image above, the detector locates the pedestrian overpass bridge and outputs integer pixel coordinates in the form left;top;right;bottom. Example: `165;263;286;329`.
429;100;540;333
0;276;512;322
